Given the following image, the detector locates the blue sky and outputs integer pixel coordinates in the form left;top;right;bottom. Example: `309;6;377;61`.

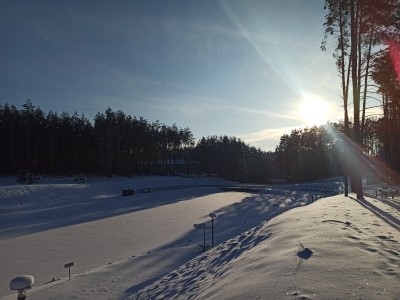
0;0;344;151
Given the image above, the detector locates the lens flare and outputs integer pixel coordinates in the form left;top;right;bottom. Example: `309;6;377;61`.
388;40;400;80
325;124;398;185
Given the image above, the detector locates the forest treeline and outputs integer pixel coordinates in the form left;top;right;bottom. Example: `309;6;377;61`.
1;99;398;184
0;101;272;182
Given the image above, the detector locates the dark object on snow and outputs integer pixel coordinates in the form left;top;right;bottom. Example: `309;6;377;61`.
16;171;40;184
297;247;313;260
209;213;216;248
10;275;34;300
73;174;87;183
122;189;135;196
294;243;313;275
64;262;74;280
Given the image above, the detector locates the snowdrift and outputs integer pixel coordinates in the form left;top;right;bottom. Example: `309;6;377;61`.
131;195;400;300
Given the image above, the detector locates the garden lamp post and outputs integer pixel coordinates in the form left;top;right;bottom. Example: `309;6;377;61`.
10;275;34;300
209;213;216;248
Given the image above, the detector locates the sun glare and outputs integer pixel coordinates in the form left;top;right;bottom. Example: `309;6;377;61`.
297;94;330;126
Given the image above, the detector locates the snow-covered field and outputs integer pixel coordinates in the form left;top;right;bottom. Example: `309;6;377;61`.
0;176;399;299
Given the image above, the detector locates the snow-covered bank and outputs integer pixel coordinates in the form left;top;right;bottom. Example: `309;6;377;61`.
0;176;229;239
3;176;397;299
131;194;400;300
0;176;316;299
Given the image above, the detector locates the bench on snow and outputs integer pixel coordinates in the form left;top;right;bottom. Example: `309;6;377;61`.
376;187;399;199
122;189;135;196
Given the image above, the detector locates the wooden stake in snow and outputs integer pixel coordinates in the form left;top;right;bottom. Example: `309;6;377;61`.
64;262;74;280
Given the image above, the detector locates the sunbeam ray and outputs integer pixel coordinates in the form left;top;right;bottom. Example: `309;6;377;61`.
325;124;399;187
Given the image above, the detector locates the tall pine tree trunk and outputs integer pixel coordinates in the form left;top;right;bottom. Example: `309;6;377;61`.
339;1;350;196
350;0;363;199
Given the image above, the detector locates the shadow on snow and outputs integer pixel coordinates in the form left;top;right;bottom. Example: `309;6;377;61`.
123;189;315;297
0;186;219;239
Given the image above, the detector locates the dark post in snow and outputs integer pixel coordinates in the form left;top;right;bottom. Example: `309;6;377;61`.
64;262;74;280
209;213;216;248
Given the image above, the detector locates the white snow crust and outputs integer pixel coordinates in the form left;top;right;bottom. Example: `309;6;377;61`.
0;176;398;299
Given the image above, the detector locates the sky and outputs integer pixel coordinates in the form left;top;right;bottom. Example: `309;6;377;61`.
0;0;346;151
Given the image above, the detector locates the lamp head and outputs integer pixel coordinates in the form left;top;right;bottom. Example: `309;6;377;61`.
10;275;34;299
10;275;34;291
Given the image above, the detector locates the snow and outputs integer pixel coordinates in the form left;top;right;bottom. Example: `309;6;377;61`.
131;194;400;300
0;176;399;299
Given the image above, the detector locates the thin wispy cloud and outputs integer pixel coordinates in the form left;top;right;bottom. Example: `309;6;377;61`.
232;107;299;121
238;126;298;148
142;95;229;117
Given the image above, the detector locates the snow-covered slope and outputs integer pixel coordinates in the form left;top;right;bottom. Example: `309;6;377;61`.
131;195;400;300
2;176;398;299
0;176;315;299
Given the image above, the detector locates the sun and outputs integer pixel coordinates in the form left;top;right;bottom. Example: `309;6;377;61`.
297;94;330;126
